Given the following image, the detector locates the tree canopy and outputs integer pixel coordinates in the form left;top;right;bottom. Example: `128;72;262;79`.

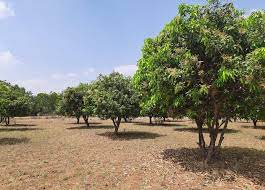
134;0;265;162
91;72;140;134
59;86;85;124
0;81;33;125
32;92;61;116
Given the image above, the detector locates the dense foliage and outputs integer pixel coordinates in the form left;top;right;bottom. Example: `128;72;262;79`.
32;92;61;116
90;72;140;134
134;0;265;162
59;86;85;124
0;81;33;125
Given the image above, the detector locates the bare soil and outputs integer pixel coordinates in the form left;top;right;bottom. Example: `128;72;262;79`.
0;117;264;190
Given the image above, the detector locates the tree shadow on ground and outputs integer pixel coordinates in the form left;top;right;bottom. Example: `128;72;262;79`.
174;127;239;134
236;121;251;123
68;122;102;125
0;124;37;127
242;125;265;130
0;137;30;145
133;121;186;127
0;128;42;132
165;120;190;122
256;136;265;141
97;131;165;141
161;147;265;186
67;125;113;130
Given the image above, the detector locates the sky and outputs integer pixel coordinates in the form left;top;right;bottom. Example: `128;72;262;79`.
0;0;264;94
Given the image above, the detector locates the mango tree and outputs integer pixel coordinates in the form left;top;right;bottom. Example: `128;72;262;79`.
134;0;265;163
60;87;84;124
0;81;32;125
92;72;140;134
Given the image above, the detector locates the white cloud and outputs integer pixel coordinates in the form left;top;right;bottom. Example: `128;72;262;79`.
17;79;48;94
83;68;95;76
114;64;137;76
17;78;80;94
51;73;63;80
0;51;22;76
7;65;138;94
0;51;18;65
0;1;15;20
66;73;77;78
51;73;78;80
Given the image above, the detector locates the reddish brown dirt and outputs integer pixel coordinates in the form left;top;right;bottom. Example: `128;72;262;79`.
0;117;264;190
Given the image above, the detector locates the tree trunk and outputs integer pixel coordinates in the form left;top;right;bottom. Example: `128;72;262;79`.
206;129;218;163
83;115;89;127
253;119;258;128
123;117;128;123
76;117;80;124
112;117;121;135
163;117;166;122
205;117;230;163
195;118;206;157
205;92;220;163
5;117;10;126
217;118;229;148
149;116;152;124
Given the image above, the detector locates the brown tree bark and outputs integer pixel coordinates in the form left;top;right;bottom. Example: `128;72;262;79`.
149;116;152;124
205;89;220;163
195;118;206;157
5;117;10;126
112;117;121;134
217;118;229;148
252;119;258;128
83;115;89;127
206;129;218;163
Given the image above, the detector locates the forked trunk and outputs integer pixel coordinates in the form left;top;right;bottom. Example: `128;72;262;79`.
83;115;89;127
205;93;220;163
112;117;121;134
206;130;218;163
217;118;229;148
204;118;230;164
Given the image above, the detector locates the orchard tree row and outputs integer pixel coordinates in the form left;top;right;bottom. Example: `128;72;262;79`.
0;72;170;129
57;73;141;134
0;81;62;124
0;0;264;164
0;81;32;125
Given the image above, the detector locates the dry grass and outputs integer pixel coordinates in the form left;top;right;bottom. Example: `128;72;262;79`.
0;117;264;190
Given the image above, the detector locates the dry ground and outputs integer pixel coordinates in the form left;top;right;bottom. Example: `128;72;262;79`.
0;117;264;190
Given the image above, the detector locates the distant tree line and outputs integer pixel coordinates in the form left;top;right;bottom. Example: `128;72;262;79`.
0;81;62;124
